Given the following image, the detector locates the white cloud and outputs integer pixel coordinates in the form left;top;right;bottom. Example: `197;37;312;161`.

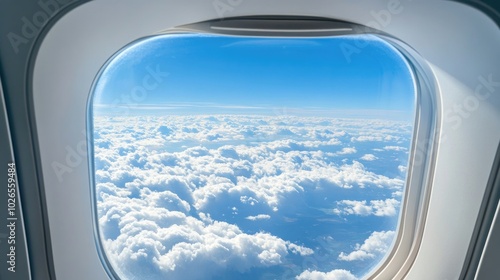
360;154;377;161
392;191;403;197
333;199;400;217
330;161;405;189
338;231;395;261
101;201;314;279
246;214;271;221
92;114;411;279
398;165;407;172
383;145;407;151
296;269;358;280
286;242;314;256
336;147;357;155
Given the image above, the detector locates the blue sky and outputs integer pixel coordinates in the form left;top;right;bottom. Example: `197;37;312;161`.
93;34;415;119
91;33;415;280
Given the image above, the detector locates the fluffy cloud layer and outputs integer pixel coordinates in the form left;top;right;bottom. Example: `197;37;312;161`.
100;193;313;279
93;114;411;279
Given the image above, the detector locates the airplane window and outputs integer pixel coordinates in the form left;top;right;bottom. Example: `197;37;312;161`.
89;33;416;279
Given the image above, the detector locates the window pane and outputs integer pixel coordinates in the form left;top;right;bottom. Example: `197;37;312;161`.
91;33;415;280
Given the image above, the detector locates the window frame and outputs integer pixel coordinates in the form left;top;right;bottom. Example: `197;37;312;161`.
28;1;500;279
